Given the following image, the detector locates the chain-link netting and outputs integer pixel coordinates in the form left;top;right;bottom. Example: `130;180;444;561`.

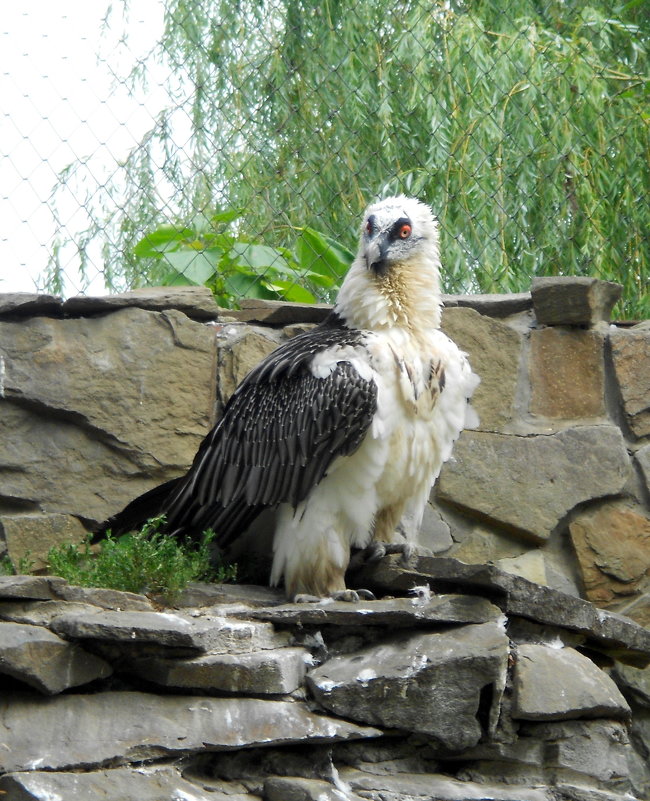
1;0;648;317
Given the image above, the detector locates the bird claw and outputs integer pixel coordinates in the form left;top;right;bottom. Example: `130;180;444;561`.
362;541;416;566
293;588;376;604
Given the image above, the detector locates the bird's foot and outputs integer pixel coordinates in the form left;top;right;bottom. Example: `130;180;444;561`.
360;540;417;565
293;588;376;604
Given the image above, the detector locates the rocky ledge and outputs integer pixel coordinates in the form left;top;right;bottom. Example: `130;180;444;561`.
1;556;650;801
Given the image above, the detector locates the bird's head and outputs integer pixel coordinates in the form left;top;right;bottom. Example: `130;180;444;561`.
359;195;438;278
336;195;442;333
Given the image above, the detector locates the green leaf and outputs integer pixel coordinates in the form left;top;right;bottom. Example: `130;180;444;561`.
133;226;198;258
158;251;218;285
295;228;354;280
264;280;317;303
228;242;290;274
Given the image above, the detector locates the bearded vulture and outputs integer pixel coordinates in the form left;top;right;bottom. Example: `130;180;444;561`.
99;196;479;599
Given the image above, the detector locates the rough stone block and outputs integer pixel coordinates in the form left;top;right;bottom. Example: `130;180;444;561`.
512;644;630;721
0;292;63;318
0;575;68;601
351;555;650;666
0;513;88;571
635;445;650;496
525;720;631;785
569;501;650;605
247;594;502;628
339;767;550;801
0;621;112;694
616;593;650;629
531;276;622;326
61;285;221;320
0;692;382;772
49;609;289;653
436;426;631;543
609;328;650;438
308;622;508;751
441;306;522;432
0;767;248;801
0;308;217;523
529;328;606;418
128;647;308;694
265;776;366;801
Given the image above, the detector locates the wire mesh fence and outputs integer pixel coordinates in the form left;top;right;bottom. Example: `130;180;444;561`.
2;0;648;317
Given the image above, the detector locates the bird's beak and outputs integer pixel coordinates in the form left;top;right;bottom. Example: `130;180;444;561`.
363;233;390;276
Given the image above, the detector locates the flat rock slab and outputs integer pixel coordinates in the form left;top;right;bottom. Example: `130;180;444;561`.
442;292;532;318
512;644;630;721
0;691;382;772
224;298;332;324
0;575;68;601
308;622;508;752
61;285;221;320
0;621;112;694
128;647;308;694
352;555;650;667
49;609;289;653
265;776;366;801
339;767;550;801
0;766;258;801
246;594;502;628
0;292;63;318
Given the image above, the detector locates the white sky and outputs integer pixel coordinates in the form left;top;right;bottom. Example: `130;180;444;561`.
0;0;165;296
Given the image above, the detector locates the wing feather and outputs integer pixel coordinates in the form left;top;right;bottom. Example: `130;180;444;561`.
160;317;377;545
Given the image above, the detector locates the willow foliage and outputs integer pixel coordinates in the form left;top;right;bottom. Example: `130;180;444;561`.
51;0;648;317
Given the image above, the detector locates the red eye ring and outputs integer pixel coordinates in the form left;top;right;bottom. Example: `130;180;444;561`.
365;220;373;234
398;224;412;239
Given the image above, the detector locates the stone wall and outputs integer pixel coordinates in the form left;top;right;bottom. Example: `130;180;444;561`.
0;279;649;800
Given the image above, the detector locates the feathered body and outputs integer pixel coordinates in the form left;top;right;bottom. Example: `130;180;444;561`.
100;196;479;598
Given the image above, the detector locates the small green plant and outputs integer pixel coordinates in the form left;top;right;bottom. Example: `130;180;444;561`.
0;555;15;576
46;517;236;601
0;552;35;576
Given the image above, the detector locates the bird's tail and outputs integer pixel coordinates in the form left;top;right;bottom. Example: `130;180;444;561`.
91;477;182;543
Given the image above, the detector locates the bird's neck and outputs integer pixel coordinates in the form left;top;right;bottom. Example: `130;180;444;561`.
335;254;442;336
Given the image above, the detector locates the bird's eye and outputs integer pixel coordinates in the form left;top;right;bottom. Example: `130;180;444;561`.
365;220;373;235
398;223;412;239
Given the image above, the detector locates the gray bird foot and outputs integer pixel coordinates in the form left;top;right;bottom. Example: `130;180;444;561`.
293;588;376;604
362;541;416;565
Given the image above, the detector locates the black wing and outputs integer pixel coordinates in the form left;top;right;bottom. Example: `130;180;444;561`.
160;314;378;546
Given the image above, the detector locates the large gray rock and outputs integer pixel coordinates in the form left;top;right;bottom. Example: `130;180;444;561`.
61;285;221;320
0;692;382;772
339;767;550;801
49;609;289;653
127;647;308;694
0;308;217;524
265;776;366;801
512;644;630;721
308;622;508;751
0;292;63;318
531;276;622;326
0;767;254;801
436;426;631;543
442;292;533;318
0;621;112;694
247;594;501;628
0;575;68;601
521;720;631;786
351;555;650;666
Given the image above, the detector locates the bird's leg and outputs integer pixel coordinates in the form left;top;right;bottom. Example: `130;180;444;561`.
362;506;416;565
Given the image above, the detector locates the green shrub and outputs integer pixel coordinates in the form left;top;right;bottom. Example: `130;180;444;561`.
46;517;236;601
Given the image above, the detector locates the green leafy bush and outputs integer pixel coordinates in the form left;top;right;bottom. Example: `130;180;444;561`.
46;517;236;601
134;211;353;309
